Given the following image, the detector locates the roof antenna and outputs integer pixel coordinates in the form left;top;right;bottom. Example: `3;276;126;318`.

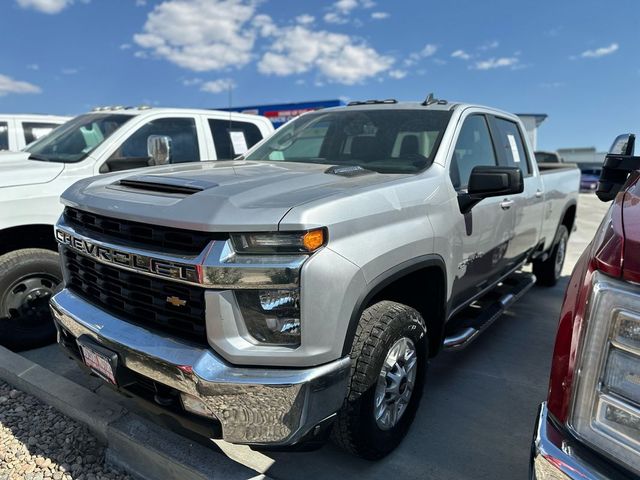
421;92;437;106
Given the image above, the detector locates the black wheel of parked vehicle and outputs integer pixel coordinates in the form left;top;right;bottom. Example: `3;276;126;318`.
0;249;62;351
331;300;428;460
533;225;569;287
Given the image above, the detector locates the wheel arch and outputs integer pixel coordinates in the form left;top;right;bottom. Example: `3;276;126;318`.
0;224;57;257
561;202;577;235
342;255;448;358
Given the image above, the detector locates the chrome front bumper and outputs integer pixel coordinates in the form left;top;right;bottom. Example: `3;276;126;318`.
50;289;351;446
531;403;633;480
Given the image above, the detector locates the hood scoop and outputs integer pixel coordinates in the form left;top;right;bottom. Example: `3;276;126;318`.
116;175;219;195
324;165;374;178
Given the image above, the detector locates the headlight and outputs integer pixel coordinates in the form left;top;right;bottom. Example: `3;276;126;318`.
235;289;301;347
571;272;640;475
230;229;326;254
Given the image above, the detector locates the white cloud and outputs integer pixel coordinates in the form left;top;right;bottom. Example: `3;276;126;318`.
296;14;314;25
120;43;132;50
371;11;388;19
200;78;236;94
61;67;79;75
404;43;437;66
580;43;618;58
258;25;393;85
324;0;374;24
478;40;499;51
135;0;146;5
0;74;41;96
16;0;73;14
473;57;519;70
26;64;39;70
133;0;259;72
451;49;471;60
388;69;407;79
182;77;202;86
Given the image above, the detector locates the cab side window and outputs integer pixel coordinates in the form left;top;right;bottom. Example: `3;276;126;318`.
105;118;200;172
450;115;497;189
493;117;531;176
0;122;8;150
22;122;60;145
208;119;263;159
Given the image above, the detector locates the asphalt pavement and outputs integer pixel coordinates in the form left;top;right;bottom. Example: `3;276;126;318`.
21;193;611;480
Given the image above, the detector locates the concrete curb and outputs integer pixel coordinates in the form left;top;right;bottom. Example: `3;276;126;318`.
0;345;265;480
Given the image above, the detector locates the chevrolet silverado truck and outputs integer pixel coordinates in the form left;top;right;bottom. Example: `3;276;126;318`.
50;97;580;459
531;134;640;479
0;107;273;350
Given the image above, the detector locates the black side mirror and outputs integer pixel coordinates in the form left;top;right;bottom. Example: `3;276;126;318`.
458;166;523;214
597;133;640;202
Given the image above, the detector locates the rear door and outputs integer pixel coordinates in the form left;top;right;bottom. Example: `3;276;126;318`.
489;115;544;263
448;113;515;310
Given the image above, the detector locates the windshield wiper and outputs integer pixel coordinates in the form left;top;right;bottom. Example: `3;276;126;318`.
28;153;50;162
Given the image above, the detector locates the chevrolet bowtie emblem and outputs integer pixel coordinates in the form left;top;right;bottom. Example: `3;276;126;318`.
166;296;187;307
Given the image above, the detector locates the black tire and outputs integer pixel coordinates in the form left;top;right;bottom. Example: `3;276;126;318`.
0;249;62;351
533;225;569;287
331;301;428;459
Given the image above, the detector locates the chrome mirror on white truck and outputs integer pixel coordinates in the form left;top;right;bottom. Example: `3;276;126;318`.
457;165;524;214
147;135;172;165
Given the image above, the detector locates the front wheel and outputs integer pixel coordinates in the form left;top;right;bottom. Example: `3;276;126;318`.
533;225;569;287
331;301;427;459
0;249;62;351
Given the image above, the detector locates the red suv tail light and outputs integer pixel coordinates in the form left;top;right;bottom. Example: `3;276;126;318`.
547;203;623;423
547;200;640;476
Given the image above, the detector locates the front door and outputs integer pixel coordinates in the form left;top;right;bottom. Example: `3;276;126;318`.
448;113;516;311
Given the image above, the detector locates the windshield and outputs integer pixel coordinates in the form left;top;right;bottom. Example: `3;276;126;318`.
245;109;452;174
25;113;132;163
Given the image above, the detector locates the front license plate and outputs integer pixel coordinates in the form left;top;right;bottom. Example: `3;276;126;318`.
79;344;117;385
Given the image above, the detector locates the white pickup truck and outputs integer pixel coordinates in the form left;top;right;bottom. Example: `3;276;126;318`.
0;114;70;151
0;107;274;350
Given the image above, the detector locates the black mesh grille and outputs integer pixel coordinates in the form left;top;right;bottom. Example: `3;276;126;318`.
62;247;207;345
64;207;225;255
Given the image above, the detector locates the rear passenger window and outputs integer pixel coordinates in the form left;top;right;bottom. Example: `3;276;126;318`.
0;122;8;150
493;117;531;176
450;115;497;189
208;119;263;159
22;122;60;145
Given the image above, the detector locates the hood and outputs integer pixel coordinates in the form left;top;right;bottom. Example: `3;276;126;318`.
61;160;407;232
0;151;65;188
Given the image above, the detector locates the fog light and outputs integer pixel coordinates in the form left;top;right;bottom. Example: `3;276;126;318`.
236;289;301;347
180;393;216;419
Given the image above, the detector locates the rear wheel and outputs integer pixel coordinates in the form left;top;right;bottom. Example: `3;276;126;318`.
0;249;62;351
533;225;569;287
331;301;427;459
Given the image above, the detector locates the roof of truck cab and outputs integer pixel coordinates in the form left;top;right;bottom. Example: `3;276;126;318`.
319;101;520;119
0;114;71;121
82;107;273;123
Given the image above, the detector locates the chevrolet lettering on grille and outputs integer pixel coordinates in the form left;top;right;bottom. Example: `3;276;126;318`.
55;228;199;283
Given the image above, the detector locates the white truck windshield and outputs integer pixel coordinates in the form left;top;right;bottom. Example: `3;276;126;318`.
26;113;132;163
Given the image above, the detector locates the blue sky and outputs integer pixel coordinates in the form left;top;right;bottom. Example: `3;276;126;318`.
1;0;638;151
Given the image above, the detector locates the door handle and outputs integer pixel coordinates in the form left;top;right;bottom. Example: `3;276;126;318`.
500;199;514;210
535;189;543;198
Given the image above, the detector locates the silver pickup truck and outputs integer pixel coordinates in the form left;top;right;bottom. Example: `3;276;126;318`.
50;97;580;459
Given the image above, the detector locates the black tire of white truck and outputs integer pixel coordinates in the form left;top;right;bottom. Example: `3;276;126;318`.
533;225;569;287
0;249;62;351
331;300;428;460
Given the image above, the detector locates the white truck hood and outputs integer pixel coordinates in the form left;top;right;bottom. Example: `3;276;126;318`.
0;151;65;188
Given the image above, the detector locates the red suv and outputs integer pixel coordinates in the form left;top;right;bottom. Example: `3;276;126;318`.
531;134;640;479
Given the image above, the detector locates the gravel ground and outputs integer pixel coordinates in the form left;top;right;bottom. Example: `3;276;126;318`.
0;382;131;480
